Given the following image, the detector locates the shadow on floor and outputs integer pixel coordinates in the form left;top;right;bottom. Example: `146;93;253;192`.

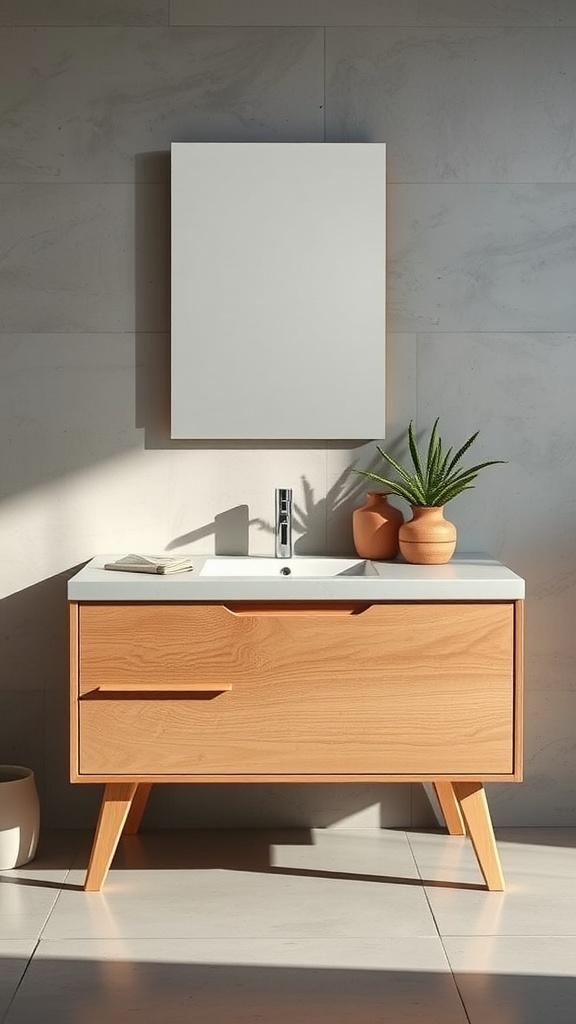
2;956;576;1024
0;829;483;893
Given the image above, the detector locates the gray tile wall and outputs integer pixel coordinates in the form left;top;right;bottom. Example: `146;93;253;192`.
0;0;572;828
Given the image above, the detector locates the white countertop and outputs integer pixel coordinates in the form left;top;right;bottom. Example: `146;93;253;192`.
68;554;525;602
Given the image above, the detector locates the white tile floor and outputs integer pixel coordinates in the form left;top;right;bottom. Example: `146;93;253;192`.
2;826;576;1023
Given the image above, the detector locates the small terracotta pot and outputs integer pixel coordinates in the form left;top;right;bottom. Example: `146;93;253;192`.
352;492;404;560
398;506;457;565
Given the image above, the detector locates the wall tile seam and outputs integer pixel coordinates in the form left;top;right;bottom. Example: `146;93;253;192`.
413;331;576;336
0;181;170;186
0;688;47;693
1;16;572;28
0;22;319;30
0;331;167;336
0;22;170;28
386;182;576;187
3;181;575;187
322;24;326;142
0;27;569;32
3;330;571;339
0;688;59;694
3;20;568;29
169;21;576;30
524;688;576;692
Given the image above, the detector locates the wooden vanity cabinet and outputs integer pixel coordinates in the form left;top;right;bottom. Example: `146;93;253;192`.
69;598;524;892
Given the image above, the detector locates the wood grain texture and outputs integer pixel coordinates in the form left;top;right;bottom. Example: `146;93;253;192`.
433;781;466;835
78;601;514;690
73;597;523;892
69;602;80;782
123;783;152;835
90;682;233;693
513;600;524;780
70;771;525;784
77;601;515;777
452;780;505;891
84;782;138;891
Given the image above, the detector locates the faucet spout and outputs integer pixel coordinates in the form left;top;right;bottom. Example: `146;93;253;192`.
275;488;293;558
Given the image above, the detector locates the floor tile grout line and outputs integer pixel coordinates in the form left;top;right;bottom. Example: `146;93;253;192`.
404;830;472;1023
404;829;444;941
34;887;68;942
403;830;443;927
32;834;86;941
403;829;475;947
443;957;473;1024
1;938;40;1024
438;932;576;937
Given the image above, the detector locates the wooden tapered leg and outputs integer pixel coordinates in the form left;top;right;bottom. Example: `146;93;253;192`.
123;783;153;835
84;783;138;891
433;781;466;836
452;781;505;891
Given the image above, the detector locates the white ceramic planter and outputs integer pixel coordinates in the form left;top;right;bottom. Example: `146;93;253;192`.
0;765;40;869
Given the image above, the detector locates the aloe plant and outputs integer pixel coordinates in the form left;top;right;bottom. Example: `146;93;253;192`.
355;420;505;508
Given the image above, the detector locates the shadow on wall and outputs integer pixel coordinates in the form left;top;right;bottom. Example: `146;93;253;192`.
133;150;361;454
0;565;99;826
1;148;366;510
165;468;372;555
0;569;73;693
130;781;433;833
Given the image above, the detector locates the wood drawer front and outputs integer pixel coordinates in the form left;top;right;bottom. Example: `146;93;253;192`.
77;602;515;777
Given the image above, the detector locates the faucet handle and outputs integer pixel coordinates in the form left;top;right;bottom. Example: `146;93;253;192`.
275;488;292;514
275;489;293;559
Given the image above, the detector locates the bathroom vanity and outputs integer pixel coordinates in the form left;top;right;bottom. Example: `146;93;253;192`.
68;554;524;892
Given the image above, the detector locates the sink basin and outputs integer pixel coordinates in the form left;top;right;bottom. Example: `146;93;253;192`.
199;556;377;578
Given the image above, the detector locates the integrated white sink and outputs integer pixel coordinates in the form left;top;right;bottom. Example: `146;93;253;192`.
199;556;376;578
67;555;525;602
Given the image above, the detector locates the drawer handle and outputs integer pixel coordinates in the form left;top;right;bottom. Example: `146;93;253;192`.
82;683;232;697
222;602;372;616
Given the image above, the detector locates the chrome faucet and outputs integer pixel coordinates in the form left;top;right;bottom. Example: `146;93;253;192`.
275;488;293;558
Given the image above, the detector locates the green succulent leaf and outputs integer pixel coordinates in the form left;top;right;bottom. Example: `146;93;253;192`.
353;469;422;505
440;460;506;491
439;446;454;479
433;483;476;506
444;431;480;476
375;446;427;503
408;421;425;484
354;421;506;509
427;437;443;494
424;419;440;485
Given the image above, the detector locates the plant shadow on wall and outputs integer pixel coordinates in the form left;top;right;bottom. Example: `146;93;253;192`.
257;469;370;556
166;468;371;556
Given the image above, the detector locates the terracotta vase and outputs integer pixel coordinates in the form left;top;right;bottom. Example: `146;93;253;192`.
398;506;457;564
352;492;403;560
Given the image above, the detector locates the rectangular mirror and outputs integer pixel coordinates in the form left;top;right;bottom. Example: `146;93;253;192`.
171;142;386;440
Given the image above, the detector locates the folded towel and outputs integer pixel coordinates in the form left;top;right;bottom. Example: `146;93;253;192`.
104;554;193;575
